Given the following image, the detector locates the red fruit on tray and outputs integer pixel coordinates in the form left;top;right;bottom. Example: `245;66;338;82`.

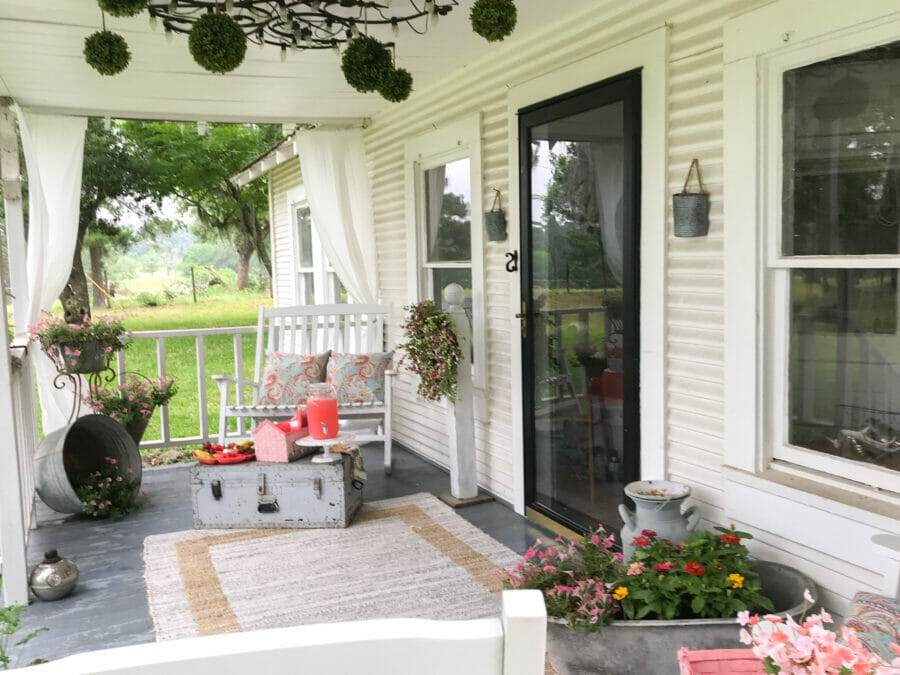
202;442;212;450
213;444;224;452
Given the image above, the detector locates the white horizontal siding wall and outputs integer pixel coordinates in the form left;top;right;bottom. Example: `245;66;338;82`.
269;160;302;308
241;0;889;611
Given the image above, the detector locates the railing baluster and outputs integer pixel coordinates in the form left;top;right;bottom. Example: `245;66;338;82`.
233;333;245;436
156;337;170;444
196;335;208;440
116;349;126;386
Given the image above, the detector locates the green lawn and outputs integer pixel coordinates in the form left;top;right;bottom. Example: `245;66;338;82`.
97;289;272;446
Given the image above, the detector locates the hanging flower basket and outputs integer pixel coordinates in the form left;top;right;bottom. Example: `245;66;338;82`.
188;12;247;74
397;301;463;401
30;313;130;373
50;340;108;374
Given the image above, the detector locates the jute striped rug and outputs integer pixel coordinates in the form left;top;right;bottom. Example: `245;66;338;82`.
142;492;523;642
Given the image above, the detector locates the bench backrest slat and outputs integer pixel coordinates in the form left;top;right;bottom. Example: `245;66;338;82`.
256;304;392;382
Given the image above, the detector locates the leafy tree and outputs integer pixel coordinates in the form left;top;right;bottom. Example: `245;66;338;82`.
431;191;471;261
62;118;157;319
119;121;280;290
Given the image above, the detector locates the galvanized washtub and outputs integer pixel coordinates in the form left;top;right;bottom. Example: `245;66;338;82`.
33;414;141;514
546;561;817;675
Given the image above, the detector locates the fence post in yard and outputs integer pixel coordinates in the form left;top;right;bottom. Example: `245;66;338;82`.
501;590;547;675
444;284;478;501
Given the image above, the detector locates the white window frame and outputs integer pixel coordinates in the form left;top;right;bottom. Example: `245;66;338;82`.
723;1;900;495
404;115;487;397
288;184;345;306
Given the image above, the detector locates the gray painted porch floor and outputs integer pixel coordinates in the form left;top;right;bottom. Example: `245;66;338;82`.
15;444;553;667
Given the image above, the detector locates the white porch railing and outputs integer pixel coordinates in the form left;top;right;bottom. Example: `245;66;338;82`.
10;341;37;529
117;326;258;449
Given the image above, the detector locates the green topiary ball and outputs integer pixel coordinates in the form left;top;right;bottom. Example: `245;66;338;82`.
470;0;517;42
84;30;131;76
341;35;393;93
97;0;150;18
188;12;247;74
378;67;413;103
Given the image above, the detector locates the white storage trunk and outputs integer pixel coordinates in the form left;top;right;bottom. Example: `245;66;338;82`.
191;456;362;529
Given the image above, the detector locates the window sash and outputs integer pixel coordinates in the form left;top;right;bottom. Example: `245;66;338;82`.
764;36;900;490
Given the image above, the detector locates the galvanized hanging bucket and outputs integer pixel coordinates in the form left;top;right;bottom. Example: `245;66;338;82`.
484;188;507;242
673;158;709;237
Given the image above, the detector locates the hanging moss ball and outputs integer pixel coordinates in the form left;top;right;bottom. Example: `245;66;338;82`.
341;35;393;93
188;12;247;74
84;30;131;76
378;67;413;103
97;0;150;18
470;0;518;42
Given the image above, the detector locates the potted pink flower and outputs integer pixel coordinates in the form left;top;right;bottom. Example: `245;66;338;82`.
84;375;177;445
29;312;130;374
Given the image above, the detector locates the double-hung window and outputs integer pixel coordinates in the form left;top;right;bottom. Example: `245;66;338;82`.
291;187;346;305
724;7;900;496
405;115;486;395
771;40;900;490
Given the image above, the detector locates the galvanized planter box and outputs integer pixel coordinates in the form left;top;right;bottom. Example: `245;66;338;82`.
191;456;362;529
546;561;816;675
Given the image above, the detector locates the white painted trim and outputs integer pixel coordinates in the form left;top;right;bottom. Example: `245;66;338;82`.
402;114;487;395
505;26;669;514
286;182;306;307
723;6;900;486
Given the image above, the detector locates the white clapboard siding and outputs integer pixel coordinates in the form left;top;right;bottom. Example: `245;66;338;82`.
263;0;893;610
269;159;303;308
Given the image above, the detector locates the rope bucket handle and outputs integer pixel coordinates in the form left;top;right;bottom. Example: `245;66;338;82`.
681;158;707;195
490;188;503;212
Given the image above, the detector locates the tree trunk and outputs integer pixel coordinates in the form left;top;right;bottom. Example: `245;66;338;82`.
236;235;253;291
89;242;107;308
60;223;91;322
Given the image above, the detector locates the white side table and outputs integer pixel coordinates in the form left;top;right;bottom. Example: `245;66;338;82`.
296;432;356;464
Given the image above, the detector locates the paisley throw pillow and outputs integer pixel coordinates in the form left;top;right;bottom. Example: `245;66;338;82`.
256;351;330;405
326;352;393;404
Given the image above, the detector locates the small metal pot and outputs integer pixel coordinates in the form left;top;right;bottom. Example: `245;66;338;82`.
29;549;79;601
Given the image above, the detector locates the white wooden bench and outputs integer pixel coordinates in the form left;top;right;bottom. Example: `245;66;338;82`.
213;304;394;473
26;590;547;675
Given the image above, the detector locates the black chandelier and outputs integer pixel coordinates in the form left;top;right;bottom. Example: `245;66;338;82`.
148;1;459;51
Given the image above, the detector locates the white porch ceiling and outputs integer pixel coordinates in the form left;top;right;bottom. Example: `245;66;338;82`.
0;0;591;125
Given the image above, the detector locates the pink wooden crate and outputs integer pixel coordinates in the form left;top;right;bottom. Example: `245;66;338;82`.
677;648;765;674
253;418;309;463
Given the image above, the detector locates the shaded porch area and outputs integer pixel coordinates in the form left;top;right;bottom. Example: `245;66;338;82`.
14;443;550;666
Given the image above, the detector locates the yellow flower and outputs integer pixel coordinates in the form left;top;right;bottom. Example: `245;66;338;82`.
613;586;628;600
727;573;744;589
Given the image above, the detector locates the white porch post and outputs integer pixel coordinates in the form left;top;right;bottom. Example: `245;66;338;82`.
445;283;478;500
0;98;29;608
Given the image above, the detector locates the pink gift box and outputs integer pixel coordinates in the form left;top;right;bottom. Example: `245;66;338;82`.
677;648;764;674
252;408;308;463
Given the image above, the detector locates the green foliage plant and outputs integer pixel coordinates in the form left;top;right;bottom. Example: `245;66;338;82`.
378;67;413;102
137;292;161;307
85;374;177;426
470;0;517;42
341;35;393;93
84;30;131;76
0;586;47;670
613;526;775;620
75;456;141;520
501;527;623;632
97;0;149;17
188;12;247;74
398;301;463;401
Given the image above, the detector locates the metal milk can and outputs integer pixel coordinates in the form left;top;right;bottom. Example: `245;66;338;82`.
618;480;701;562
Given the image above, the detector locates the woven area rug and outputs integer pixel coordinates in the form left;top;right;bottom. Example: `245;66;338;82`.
143;492;523;641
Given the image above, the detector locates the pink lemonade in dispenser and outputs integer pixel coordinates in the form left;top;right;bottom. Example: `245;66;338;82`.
306;383;339;440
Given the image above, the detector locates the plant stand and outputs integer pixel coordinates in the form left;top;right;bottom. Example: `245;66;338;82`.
53;359;116;425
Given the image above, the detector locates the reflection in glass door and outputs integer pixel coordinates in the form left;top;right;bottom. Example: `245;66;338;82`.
520;71;641;533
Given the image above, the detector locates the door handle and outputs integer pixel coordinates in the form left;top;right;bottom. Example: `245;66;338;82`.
515;301;527;339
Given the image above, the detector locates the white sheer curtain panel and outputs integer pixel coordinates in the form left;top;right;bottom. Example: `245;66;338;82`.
587;140;625;285
425;165;446;260
297;129;378;305
15;108;87;433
